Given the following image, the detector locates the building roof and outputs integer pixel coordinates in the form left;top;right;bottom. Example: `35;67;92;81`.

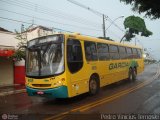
0;27;13;33
27;25;52;32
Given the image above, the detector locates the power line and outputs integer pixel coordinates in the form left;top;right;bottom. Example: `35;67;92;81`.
0;0;101;28
0;16;34;25
21;0;100;25
106;17;124;32
0;16;100;37
0;9;102;31
0;16;121;39
0;16;75;34
67;0;125;33
0;0;123;39
67;0;102;17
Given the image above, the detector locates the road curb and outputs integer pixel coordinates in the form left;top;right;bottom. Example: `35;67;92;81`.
0;89;26;97
0;84;21;88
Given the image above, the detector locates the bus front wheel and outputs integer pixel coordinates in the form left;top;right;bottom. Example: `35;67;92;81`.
89;75;100;95
128;68;137;81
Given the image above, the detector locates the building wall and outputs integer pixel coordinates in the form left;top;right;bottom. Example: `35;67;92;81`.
14;60;25;84
0;31;18;48
0;27;53;47
27;28;53;41
0;31;17;86
0;57;14;85
0;27;53;85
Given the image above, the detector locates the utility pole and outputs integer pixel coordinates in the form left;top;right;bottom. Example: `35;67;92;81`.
67;0;124;38
21;24;24;33
103;14;106;38
67;0;107;38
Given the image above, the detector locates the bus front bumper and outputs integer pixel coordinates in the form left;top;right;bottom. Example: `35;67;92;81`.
26;86;68;98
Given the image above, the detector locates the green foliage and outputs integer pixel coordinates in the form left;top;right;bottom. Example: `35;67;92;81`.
124;31;135;41
121;15;152;42
98;37;114;41
10;50;25;61
124;16;145;33
120;0;160;19
15;29;27;48
10;25;28;61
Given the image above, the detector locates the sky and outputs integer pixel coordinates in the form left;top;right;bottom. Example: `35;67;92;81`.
0;0;160;60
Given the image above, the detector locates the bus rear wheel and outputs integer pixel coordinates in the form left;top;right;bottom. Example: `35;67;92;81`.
128;68;137;81
89;76;99;95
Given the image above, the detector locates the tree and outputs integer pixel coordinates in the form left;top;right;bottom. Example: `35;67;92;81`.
98;37;114;41
120;0;160;19
10;24;29;61
120;15;152;42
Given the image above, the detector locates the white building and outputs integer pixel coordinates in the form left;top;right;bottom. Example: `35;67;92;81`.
0;25;54;86
25;25;53;41
0;27;17;86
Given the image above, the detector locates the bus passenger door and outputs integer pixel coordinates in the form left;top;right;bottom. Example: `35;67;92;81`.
67;39;88;96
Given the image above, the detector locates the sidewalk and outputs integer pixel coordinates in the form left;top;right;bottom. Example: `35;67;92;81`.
0;84;26;96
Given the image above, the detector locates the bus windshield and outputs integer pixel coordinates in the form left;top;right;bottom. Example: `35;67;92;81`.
26;35;64;77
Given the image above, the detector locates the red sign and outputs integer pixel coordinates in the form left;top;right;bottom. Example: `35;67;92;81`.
0;50;15;57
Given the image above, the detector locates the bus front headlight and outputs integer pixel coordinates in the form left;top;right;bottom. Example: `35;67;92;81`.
53;80;62;87
143;54;147;58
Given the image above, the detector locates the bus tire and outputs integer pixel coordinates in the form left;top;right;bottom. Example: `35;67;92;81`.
128;68;137;81
89;75;100;95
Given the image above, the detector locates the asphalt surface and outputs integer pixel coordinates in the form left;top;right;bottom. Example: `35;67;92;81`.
0;63;160;120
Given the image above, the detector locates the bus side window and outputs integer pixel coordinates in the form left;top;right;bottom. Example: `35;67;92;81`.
119;46;127;59
84;41;98;61
97;43;110;60
67;39;83;73
109;45;119;60
137;49;142;58
132;48;138;59
126;47;132;59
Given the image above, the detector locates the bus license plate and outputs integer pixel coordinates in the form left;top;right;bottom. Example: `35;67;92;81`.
37;91;44;95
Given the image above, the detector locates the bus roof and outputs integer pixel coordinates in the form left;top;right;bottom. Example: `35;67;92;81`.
28;33;142;49
63;33;143;49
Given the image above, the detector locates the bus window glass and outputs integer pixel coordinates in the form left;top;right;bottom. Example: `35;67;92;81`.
26;35;64;77
109;45;119;60
109;45;118;52
67;39;83;73
137;49;142;58
126;47;132;58
84;41;98;61
119;46;127;59
132;48;138;58
97;43;110;60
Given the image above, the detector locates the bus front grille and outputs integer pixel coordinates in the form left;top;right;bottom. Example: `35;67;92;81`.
32;84;51;87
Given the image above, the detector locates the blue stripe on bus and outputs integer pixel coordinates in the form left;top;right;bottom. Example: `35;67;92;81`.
26;86;68;98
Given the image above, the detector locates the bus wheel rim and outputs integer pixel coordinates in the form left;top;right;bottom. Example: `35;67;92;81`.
90;80;97;93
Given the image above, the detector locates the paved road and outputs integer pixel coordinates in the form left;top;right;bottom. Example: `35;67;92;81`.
0;63;160;120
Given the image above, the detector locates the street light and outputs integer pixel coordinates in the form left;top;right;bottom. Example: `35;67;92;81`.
105;16;124;31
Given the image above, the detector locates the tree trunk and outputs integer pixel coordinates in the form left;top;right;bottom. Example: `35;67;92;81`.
120;34;126;43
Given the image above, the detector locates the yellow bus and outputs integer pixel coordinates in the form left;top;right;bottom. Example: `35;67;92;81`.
25;33;144;98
